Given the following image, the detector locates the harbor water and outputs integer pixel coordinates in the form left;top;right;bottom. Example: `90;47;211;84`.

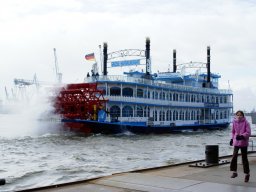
0;113;255;191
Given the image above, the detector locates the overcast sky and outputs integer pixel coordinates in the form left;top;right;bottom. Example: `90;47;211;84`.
0;0;256;112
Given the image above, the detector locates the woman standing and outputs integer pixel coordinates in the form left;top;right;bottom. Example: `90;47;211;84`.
230;110;251;182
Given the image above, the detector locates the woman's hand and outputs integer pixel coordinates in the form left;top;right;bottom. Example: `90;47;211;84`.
236;135;245;140
230;139;233;146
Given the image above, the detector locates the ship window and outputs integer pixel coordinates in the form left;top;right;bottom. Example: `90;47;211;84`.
166;110;170;121
201;95;205;102
224;96;227;103
169;93;172;101
160;92;166;100
160;111;165;121
122;106;133;117
123;87;133;97
191;95;195;102
153;110;158;121
136;106;143;117
206;95;210;103
180;94;184;102
166;93;169;100
211;113;214;120
174;93;178;101
110;105;121;118
185;94;190;102
137;88;143;98
220;111;223;119
196;111;200;120
176;110;179;120
154;92;158;99
196;95;200;102
173;110;178;121
216;110;219;119
144;106;150;117
224;110;227;118
211;96;215;103
185;111;190;120
110;87;121;96
220;97;223;103
144;90;147;98
180;111;184;120
191;110;195;120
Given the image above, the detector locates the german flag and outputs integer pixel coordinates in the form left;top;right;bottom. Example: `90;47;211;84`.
85;53;95;61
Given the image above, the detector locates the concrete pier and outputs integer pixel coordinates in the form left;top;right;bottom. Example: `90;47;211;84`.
20;152;256;192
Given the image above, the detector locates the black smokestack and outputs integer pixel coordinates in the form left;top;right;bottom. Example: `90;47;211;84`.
103;42;108;76
207;46;210;83
145;37;150;75
173;49;176;73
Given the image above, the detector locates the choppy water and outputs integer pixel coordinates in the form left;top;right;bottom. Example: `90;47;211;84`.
0;113;255;192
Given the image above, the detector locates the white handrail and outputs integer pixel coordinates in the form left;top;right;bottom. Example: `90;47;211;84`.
85;75;232;95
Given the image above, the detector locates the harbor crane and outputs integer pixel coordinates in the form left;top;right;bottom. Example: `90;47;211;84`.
9;49;63;101
14;74;39;88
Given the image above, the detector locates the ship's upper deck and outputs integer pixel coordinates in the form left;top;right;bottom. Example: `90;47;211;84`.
84;75;232;95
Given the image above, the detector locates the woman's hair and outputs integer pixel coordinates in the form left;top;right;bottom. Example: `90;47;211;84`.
235;110;244;117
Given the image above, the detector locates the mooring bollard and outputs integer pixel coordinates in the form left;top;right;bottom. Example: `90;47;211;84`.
0;179;6;185
205;145;219;164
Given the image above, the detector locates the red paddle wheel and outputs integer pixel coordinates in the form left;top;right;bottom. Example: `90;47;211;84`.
53;83;108;133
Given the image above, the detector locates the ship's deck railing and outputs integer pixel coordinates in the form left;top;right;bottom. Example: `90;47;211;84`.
85;75;232;95
250;135;256;152
107;95;233;108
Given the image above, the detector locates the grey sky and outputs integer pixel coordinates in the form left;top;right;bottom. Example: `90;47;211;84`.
1;0;256;111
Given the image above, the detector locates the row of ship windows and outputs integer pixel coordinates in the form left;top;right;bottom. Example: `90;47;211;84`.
100;87;229;103
109;105;229;120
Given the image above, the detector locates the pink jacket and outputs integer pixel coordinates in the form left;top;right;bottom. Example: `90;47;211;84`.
231;117;251;147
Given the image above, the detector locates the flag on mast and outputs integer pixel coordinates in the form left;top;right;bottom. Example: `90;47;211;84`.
85;53;96;61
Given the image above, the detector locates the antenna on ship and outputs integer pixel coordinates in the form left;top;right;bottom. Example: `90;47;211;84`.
53;48;62;84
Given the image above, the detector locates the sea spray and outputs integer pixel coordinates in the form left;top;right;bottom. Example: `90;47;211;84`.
0;85;62;138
